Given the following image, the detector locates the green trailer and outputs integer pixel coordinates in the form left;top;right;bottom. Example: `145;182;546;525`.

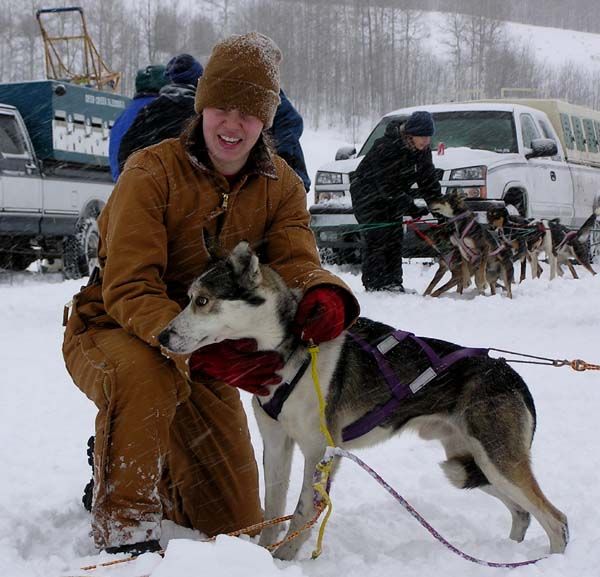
0;80;129;168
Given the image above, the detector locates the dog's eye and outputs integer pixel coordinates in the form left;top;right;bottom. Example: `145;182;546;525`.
194;296;209;307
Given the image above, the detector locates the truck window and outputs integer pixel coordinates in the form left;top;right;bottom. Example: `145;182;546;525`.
571;116;586;152
583;118;598;153
520;114;541;149
0;114;27;156
538;118;562;160
431;111;517;153
358;110;518;157
560;113;575;150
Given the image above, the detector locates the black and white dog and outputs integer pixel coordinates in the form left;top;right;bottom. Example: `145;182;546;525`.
158;241;568;560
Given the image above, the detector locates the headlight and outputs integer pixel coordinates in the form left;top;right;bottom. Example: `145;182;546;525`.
316;171;343;185
316;190;345;203
450;165;487;180
445;186;487;199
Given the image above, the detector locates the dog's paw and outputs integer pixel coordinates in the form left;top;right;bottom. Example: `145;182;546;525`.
272;541;300;561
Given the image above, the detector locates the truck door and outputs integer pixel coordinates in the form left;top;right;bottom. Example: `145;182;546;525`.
0;110;43;224
520;113;573;220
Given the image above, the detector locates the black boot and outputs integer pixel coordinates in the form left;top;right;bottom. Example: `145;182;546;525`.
82;435;94;512
105;540;162;556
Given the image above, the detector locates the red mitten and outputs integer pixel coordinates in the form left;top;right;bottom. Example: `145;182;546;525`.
189;338;284;396
293;287;347;344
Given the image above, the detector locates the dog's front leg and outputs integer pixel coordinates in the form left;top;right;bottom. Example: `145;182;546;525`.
253;398;295;548
273;442;331;561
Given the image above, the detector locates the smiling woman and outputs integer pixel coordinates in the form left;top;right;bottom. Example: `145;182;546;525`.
61;31;359;557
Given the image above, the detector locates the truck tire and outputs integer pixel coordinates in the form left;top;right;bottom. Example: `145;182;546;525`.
63;216;100;279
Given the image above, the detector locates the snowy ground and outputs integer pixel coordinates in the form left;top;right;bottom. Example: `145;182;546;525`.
1;128;600;577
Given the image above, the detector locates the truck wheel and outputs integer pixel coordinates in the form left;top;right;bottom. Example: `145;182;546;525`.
589;221;600;264
63;216;100;279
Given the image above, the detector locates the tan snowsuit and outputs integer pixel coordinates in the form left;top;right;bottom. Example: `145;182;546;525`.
62;125;358;549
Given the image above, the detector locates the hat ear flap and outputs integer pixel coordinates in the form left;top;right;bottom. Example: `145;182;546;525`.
229;241;262;290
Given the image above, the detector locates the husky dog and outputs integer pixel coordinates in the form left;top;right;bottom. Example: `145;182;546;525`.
159;241;568;560
486;206;545;283
542;214;598;280
429;192;515;297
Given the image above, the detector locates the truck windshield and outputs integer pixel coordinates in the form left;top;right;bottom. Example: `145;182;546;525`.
358;110;518;156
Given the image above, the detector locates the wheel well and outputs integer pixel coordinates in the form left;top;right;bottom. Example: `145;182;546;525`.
80;200;104;221
503;188;528;217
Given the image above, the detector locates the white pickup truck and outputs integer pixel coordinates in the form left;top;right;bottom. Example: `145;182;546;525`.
0;80;129;277
310;100;600;263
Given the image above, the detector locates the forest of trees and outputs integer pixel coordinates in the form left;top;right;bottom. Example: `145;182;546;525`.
2;0;600;133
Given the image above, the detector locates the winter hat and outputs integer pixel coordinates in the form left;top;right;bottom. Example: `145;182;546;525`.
404;111;435;137
135;64;168;94
165;54;204;86
195;32;282;128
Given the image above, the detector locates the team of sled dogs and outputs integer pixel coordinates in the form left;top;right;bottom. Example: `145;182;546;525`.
424;190;599;298
160;239;570;560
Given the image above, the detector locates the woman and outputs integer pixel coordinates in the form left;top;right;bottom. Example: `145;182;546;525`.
62;32;358;555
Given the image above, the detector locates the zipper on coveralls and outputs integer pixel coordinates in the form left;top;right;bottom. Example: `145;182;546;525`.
221;192;229;210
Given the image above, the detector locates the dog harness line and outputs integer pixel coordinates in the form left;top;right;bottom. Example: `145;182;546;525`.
342;330;489;442
258;331;489;444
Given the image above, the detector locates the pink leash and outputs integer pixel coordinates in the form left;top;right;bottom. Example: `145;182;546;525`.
322;447;547;568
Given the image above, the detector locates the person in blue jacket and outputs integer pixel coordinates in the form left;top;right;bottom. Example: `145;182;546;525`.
108;65;168;181
270;89;311;192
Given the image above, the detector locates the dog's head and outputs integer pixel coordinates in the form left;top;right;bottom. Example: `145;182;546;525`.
158;241;296;354
428;189;468;218
486;206;509;230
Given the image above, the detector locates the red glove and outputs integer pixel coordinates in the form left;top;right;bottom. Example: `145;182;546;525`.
293;287;347;344
189;339;284;396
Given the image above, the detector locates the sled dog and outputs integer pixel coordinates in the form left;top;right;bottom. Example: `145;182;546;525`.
159;241;568;560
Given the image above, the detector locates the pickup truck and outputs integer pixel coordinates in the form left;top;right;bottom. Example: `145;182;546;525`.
0;80;129;277
310;99;600;264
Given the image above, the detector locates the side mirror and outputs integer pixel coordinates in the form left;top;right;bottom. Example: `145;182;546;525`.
525;138;558;159
335;145;356;161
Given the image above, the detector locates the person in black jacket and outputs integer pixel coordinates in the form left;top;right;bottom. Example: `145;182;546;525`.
117;53;203;172
350;111;441;292
270;89;310;191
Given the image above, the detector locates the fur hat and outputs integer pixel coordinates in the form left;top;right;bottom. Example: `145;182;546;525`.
404;111;435;137
195;32;282;128
135;65;168;94
165;54;203;86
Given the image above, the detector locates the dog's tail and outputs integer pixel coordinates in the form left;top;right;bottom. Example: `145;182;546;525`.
441;455;489;490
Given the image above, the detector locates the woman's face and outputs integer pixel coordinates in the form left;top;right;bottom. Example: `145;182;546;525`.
202;107;265;175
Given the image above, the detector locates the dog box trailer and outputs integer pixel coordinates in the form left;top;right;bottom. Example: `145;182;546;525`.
0;80;129;276
310;100;600;264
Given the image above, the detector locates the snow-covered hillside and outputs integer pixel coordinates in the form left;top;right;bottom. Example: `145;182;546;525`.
424;11;600;73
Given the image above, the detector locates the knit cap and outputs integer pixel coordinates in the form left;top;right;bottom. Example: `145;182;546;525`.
195;32;282;128
404;111;435;137
165;54;203;86
135;65;168;94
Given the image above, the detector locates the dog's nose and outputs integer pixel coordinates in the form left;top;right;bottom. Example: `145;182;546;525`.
157;329;170;348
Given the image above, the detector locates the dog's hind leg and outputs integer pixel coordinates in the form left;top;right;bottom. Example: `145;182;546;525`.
465;404;568;555
480;485;531;542
253;399;296;548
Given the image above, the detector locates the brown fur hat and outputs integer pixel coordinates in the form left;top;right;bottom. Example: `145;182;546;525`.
195;32;282;128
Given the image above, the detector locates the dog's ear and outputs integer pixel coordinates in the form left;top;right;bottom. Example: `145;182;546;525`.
229;241;262;289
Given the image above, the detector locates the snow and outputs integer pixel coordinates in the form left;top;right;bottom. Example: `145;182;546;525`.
2;129;600;577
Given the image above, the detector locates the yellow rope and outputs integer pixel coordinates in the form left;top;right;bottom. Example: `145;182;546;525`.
307;344;336;559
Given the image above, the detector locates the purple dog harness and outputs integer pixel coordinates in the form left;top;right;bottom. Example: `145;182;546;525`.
258;329;489;443
342;330;489;442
